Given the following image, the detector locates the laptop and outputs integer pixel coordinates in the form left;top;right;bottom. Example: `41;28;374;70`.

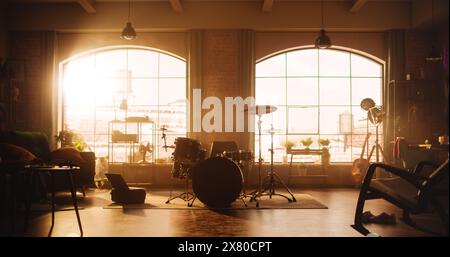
105;174;129;191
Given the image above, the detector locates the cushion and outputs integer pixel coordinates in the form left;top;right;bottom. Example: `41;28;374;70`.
50;147;85;165
0;143;38;162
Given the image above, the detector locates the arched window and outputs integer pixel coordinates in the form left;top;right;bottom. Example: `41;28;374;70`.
255;48;383;163
61;47;187;162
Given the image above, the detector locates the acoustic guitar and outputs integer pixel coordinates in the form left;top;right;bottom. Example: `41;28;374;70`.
351;133;371;184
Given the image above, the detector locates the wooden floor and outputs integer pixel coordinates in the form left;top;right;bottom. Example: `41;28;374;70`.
3;187;446;237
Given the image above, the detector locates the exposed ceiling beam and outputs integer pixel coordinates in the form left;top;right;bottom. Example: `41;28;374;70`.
262;0;274;12
77;0;96;14
350;0;369;13
169;0;183;13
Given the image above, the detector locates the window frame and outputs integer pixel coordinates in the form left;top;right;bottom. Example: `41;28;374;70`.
255;46;385;163
58;46;188;162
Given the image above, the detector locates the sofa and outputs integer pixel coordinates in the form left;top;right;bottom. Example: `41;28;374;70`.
0;130;95;193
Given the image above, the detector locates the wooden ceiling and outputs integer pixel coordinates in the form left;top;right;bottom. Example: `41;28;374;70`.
8;0;411;14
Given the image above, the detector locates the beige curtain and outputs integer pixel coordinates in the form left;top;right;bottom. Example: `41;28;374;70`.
238;29;255;152
40;31;57;149
384;29;405;162
186;30;204;142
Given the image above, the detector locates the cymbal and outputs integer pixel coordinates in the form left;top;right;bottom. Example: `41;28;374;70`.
263;128;283;134
243;105;278;115
162;145;175;149
160;126;174;132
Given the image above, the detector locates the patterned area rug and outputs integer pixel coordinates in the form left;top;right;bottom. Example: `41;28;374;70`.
103;193;328;210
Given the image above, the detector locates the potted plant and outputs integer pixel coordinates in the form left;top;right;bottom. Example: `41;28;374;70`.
319;138;331;166
56;129;89;152
282;140;296;163
300;137;313;149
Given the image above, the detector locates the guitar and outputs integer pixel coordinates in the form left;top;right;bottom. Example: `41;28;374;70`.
351;133;371;184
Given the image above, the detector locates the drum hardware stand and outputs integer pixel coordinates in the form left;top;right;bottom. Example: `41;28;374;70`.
166;166;196;207
236;161;249;207
247;114;264;206
251;124;296;207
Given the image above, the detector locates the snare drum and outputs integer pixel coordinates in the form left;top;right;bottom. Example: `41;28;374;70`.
222;150;253;163
171;137;206;178
172;137;206;164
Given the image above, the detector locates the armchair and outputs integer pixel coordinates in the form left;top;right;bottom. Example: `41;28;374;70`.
352;159;449;236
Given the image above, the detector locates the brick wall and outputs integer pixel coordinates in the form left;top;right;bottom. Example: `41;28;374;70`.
401;28;448;142
200;30;244;149
0;3;7;60
8;31;43;131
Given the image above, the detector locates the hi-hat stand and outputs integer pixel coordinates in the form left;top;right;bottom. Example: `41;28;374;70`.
251;120;296;207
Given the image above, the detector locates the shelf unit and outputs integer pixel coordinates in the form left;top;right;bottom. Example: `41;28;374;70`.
108;119;156;164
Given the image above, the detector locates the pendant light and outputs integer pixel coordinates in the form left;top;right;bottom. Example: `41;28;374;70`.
121;0;136;40
426;0;442;62
315;0;332;49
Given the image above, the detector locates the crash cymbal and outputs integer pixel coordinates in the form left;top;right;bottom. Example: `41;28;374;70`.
263;128;283;134
243;105;278;115
160;126;174;132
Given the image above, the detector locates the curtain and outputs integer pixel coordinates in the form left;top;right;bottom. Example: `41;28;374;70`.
238;29;255;152
40;31;57;149
186;30;204;142
384;29;405;163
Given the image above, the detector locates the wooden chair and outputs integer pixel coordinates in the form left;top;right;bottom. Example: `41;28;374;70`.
352;159;449;236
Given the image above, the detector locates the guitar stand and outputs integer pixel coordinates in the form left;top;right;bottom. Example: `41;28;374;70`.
166;177;196;207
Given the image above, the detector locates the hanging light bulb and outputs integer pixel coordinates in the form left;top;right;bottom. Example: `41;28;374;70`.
121;0;136;40
426;0;442;62
315;0;332;49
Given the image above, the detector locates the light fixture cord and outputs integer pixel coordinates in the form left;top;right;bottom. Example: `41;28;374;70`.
128;0;131;22
431;0;434;29
321;0;324;29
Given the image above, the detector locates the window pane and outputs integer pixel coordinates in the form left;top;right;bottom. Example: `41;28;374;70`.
159;54;186;78
326;135;352;162
159;105;187;133
286;49;318;76
319;49;350;77
128;49;159;78
287;78;318;106
257;107;286;133
255;78;286;105
256;54;286;77
63;77;96;107
95;78;126;106
96;50;127;78
255;134;285;163
351;54;382;77
319;78;350;105
255;49;383;163
65;107;95;133
352;106;370;134
130;79;158;106
288;107;318;134
159;78;186;105
319;107;351;134
63;48;187;163
351;78;382;106
64;55;95;79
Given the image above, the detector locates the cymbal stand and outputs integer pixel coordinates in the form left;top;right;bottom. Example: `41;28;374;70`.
166;164;196;207
251;123;296;207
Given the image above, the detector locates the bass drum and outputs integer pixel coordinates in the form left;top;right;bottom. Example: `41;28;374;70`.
191;157;243;208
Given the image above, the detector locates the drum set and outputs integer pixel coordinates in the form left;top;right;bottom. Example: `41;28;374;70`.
164;105;296;208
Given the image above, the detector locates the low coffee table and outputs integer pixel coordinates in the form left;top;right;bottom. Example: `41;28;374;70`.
24;165;83;236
